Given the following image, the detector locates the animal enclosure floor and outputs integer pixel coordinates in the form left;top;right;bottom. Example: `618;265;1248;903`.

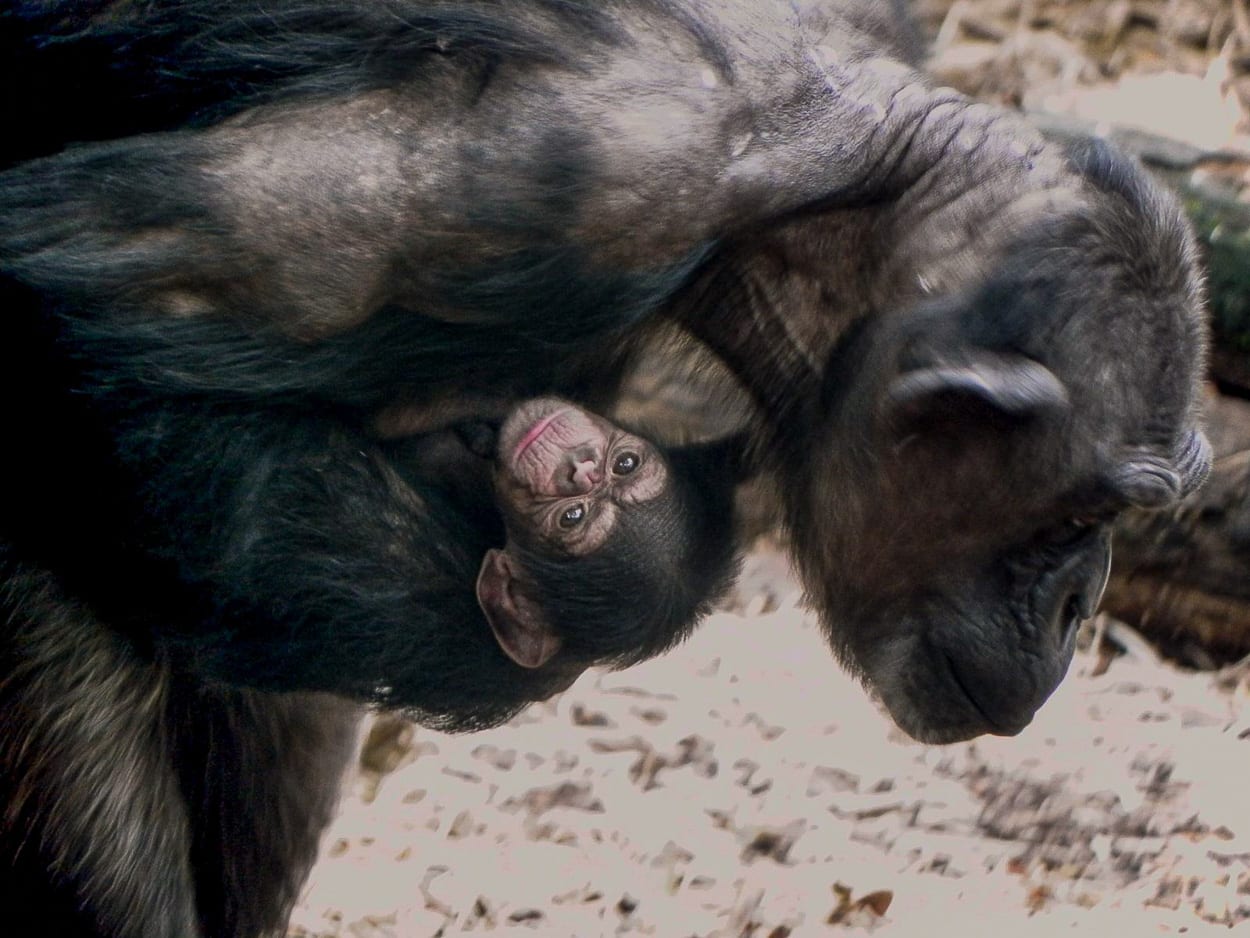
288;547;1250;937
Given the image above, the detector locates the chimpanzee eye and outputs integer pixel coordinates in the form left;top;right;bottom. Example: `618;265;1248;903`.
613;451;640;475
559;504;587;528
1042;515;1105;550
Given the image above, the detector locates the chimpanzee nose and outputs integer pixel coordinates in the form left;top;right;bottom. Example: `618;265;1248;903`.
1058;593;1084;646
569;456;602;491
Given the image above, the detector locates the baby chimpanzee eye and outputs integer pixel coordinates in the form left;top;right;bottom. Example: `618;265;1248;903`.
613;451;640;475
559;504;587;528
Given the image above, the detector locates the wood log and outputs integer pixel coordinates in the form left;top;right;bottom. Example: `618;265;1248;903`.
1104;392;1250;663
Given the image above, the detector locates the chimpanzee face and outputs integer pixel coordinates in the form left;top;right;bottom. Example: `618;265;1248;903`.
493;398;669;555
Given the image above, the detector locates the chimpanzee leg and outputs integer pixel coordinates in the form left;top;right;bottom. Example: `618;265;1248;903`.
167;685;360;938
0;551;199;938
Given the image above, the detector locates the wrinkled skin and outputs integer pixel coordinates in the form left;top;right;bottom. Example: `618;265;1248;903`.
495;397;669;554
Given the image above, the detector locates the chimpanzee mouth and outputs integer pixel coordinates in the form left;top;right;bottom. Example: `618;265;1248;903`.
942;651;1029;738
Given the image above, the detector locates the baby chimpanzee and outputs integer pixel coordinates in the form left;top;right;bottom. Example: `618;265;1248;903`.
381;395;744;686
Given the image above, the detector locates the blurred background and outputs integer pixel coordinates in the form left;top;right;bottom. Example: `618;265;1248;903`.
289;3;1250;934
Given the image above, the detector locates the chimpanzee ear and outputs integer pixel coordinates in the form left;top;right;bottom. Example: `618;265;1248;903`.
475;548;562;669
885;351;1070;430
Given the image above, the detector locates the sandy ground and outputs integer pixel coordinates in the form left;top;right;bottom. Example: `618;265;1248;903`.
288;548;1250;937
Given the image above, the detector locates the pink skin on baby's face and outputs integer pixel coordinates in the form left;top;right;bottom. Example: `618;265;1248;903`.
494;398;668;556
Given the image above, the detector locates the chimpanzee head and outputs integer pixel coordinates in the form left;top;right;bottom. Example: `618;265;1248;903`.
781;154;1211;744
477;398;742;674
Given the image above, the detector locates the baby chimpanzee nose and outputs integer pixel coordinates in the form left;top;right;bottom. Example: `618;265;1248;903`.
569;456;602;491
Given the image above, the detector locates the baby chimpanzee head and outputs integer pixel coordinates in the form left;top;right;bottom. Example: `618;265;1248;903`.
476;398;743;673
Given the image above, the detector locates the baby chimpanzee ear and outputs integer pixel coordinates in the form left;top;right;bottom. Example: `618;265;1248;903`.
475;548;562;669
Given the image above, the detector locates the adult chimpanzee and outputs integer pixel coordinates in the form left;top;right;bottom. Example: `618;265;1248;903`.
0;1;1210;937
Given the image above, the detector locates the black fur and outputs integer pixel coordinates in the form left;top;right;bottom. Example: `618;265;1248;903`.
0;0;615;164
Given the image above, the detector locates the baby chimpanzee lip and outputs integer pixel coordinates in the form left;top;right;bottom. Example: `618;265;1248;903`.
513;407;570;462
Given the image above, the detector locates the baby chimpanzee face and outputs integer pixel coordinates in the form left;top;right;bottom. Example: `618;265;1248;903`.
493;397;669;556
477;396;741;674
